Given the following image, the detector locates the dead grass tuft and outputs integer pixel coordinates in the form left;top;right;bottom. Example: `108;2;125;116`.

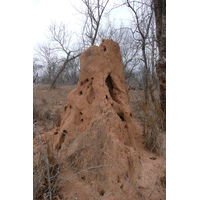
53;109;62;127
42;98;48;104
33;136;62;200
160;169;166;189
33;103;52;124
33;104;43;120
129;90;165;154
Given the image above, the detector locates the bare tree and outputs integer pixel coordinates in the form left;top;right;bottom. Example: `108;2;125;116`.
148;14;159;106
126;0;153;104
33;72;38;84
153;0;166;120
33;57;43;83
75;0;110;47
47;22;81;90
58;58;80;85
35;43;59;85
47;0;110;88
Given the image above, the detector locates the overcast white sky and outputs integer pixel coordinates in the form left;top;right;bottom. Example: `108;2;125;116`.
33;0;132;47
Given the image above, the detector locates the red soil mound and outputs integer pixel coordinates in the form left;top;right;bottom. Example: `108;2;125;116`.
52;39;142;198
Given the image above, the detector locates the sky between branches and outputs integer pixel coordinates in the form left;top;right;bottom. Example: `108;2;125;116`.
33;0;133;47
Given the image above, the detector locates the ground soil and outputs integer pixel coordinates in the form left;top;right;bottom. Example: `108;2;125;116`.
33;84;166;200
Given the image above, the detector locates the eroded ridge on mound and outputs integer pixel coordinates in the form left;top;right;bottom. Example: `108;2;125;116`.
53;39;141;197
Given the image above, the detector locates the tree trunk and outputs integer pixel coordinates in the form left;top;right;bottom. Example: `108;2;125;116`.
50;54;80;90
142;41;149;105
153;0;166;121
48;63;52;85
149;24;157;107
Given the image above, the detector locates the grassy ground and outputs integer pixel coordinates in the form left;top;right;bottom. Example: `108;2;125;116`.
33;84;75;133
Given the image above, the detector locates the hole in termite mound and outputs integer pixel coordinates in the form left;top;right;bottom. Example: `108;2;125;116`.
117;112;125;121
99;189;105;196
64;105;68;111
57;131;67;150
105;75;114;99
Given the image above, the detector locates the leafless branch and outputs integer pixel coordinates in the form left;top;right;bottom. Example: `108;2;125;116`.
76;0;110;46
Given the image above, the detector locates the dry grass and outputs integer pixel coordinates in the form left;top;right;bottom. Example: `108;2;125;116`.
33;132;62;200
160;169;166;189
33;85;74;199
33;84;75;133
53;109;62;127
129;89;166;154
